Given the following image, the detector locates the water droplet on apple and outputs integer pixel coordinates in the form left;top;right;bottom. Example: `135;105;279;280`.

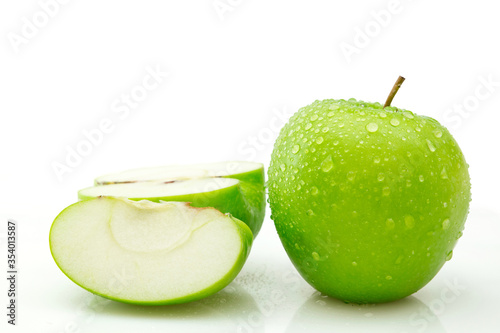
312;252;320;261
457;231;463;239
426;139;436;152
280;164;286;171
377;173;385;181
434;130;443;138
322;127;329;133
352;261;358;267
305;123;312;130
382;187;391;196
441;167;448;179
333;140;339;146
329;103;339;110
385;275;393;280
402;111;414;119
295;243;300;249
292;145;300;154
406;180;412;187
386;218;395;230
327;111;335;117
311;114;318;121
373;157;381;164
306;209;314;216
446;250;453;261
311;186;319;195
316;136;324;144
419;175;425;182
379;112;387;118
405;215;415;229
366;123;378;132
442;219;450;230
347;171;356;181
321;156;334;172
390;118;400;126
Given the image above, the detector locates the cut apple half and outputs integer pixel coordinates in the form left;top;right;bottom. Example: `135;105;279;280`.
49;197;252;305
82;161;266;236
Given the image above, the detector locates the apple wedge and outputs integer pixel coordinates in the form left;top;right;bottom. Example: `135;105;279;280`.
80;161;265;236
49;197;252;305
94;161;264;185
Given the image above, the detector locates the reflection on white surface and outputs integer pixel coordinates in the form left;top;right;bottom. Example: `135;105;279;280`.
286;292;445;333
43;282;265;333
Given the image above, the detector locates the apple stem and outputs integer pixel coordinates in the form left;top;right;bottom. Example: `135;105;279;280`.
384;76;405;109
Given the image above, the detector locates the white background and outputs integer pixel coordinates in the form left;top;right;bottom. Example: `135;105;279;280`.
1;0;500;332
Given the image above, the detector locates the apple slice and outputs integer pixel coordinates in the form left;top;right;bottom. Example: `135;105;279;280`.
49;197;252;305
81;161;265;236
94;161;264;184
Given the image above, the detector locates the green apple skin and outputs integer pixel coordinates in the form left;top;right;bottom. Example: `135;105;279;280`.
49;198;253;305
82;167;266;237
268;99;471;303
222;166;266;236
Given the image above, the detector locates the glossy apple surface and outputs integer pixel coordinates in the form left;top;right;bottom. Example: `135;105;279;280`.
268;99;471;303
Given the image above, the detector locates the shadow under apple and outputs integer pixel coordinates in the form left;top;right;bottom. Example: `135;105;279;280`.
285;291;446;333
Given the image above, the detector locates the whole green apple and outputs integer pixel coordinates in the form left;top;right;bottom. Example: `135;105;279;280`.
268;98;471;303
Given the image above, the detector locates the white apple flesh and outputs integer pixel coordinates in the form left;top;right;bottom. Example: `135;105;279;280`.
80;178;240;200
49;198;252;305
94;161;264;184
